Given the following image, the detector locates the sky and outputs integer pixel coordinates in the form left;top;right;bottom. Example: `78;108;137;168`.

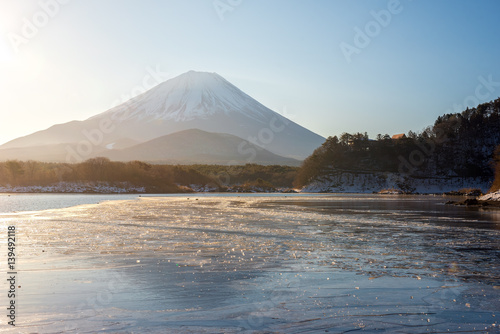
0;0;500;145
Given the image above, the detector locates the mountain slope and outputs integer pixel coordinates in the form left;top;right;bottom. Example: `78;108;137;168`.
0;71;324;162
105;129;301;165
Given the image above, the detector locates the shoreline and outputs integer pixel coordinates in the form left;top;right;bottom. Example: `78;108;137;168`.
0;188;492;195
447;190;500;207
2;189;500;200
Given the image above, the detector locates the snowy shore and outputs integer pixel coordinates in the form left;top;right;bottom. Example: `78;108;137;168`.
0;182;146;193
300;172;492;194
0;176;494;196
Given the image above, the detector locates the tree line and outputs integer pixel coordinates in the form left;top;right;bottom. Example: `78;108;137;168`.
0;158;298;192
294;98;500;190
492;146;500;192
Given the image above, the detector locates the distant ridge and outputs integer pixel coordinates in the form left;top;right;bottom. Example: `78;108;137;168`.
105;129;301;165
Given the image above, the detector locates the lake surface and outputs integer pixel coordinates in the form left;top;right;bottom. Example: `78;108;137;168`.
0;193;323;214
0;194;499;333
0;193;140;214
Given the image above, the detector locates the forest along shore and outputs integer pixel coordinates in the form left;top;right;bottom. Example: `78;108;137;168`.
0;159;495;195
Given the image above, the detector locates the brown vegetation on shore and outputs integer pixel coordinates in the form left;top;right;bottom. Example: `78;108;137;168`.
0;158;298;193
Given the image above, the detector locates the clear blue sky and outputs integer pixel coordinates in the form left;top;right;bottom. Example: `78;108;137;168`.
0;0;499;145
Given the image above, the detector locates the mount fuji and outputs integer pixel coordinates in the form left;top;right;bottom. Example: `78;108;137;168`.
0;71;325;164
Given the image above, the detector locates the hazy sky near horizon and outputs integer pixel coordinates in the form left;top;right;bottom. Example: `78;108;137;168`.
0;0;499;145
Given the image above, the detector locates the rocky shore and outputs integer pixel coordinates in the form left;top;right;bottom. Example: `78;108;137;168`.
447;190;500;207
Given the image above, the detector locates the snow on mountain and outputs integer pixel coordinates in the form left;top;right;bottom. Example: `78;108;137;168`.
97;71;269;123
0;71;325;162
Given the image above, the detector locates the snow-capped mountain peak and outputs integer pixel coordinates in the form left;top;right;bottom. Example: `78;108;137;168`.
1;71;325;161
101;71;269;123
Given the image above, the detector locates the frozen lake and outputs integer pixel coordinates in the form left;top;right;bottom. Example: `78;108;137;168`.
0;193;140;214
0;194;499;333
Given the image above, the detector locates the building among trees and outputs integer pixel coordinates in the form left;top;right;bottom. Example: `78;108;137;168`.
391;133;407;140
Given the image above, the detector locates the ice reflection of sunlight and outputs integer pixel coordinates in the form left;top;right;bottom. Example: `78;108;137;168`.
480;209;500;227
2;195;499;333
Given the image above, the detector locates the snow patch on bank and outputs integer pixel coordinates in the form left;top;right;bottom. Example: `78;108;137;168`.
188;184;219;192
479;190;500;201
300;172;491;194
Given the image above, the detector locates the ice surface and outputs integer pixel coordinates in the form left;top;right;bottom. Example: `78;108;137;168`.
1;195;499;333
